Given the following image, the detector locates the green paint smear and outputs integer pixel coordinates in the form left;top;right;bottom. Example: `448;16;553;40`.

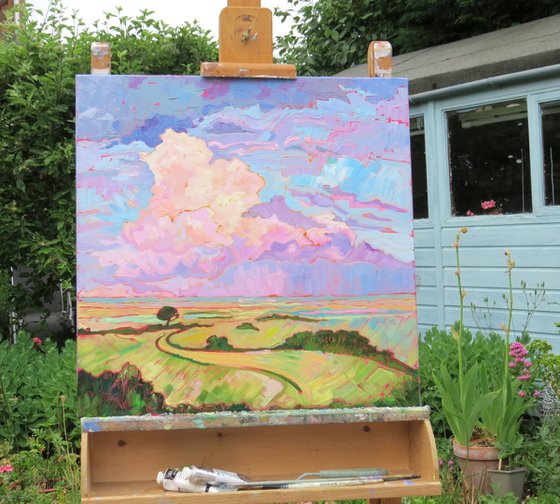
236;322;260;331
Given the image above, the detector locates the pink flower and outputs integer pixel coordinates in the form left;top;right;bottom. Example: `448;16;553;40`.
33;337;42;347
508;362;517;368
518;390;527;397
448;460;454;468
438;459;443;467
0;464;12;473
466;210;475;216
533;390;541;398
481;199;496;210
517;374;531;381
524;361;532;368
513;344;528;356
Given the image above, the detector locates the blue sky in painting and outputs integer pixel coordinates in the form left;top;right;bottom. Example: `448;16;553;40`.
76;76;415;298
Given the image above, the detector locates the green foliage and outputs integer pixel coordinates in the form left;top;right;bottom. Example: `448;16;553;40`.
77;364;165;417
527;339;560;411
0;429;80;503
236;322;259;331
276;329;381;357
420;327;508;438
205;335;235;351
0;271;13;337
0;332;78;450
0;2;217;337
420;328;560;497
520;414;560;497
406;494;560;503
275;0;560;75
156;305;179;326
433;361;496;446
481;378;527;460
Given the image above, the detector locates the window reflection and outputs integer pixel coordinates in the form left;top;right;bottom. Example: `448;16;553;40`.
410;116;429;219
542;101;560;206
447;100;531;216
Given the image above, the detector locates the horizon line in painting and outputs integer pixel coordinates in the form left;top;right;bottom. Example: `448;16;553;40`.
76;75;419;417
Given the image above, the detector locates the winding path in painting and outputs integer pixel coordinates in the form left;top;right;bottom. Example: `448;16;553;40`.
155;333;307;396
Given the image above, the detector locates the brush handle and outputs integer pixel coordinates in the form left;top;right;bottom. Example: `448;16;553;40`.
312;468;388;479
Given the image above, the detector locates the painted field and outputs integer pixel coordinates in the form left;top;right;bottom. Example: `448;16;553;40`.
78;296;418;413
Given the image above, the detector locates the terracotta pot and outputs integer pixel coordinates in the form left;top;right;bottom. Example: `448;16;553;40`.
452;440;500;495
488;467;526;501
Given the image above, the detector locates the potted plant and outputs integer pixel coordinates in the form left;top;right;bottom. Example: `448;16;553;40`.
433;228;499;496
484;341;536;500
434;231;535;498
479;252;536;500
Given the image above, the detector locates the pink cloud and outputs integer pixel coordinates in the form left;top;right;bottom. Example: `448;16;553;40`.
86;130;362;296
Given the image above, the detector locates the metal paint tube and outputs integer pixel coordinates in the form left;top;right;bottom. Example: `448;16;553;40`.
186;465;249;486
156;468;229;493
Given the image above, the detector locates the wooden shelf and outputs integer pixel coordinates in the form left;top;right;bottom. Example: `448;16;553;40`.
84;479;442;503
81;407;442;503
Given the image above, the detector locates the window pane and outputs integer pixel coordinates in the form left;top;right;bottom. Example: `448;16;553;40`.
410;116;428;219
447;100;531;216
542;101;560;206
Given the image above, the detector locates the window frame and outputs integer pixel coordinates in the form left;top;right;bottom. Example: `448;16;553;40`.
527;90;560;216
409;103;435;228
409;111;430;223
416;80;560;225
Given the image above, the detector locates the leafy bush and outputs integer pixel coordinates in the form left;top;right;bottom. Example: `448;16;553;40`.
275;0;560;76
78;364;165;417
520;413;560;497
0;333;78;450
419;325;560;499
418;326;506;438
0;428;79;503
0;2;217;340
527;339;560;414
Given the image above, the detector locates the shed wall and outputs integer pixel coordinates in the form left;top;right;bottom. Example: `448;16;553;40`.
411;76;560;352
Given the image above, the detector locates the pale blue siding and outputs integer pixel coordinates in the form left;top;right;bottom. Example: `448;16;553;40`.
412;75;560;353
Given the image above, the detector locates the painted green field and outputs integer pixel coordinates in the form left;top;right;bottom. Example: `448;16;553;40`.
78;296;419;412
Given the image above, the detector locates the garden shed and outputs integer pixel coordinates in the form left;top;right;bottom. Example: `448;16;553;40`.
338;15;560;352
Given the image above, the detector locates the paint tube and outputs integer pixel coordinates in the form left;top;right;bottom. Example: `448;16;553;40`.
185;465;249;486
156;468;228;493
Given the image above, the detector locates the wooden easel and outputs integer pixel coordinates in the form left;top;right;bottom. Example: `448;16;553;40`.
82;2;441;502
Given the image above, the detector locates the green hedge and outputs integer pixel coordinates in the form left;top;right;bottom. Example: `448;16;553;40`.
0;2;217;338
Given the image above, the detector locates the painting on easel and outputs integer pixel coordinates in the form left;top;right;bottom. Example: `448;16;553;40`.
76;75;418;416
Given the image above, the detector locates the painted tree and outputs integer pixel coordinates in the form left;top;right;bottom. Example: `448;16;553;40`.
156;306;179;326
275;0;560;76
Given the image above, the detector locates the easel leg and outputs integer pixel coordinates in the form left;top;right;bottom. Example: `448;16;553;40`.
369;499;402;504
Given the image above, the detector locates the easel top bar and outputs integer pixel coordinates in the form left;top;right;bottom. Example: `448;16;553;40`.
82;406;430;433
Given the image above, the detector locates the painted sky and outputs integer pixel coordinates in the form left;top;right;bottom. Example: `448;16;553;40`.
76;76;414;298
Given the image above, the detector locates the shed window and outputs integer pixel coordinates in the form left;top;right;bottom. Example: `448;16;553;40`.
447;100;531;216
542;101;560;206
410;116;429;219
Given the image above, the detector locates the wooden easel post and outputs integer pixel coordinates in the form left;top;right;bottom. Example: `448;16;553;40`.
368;41;393;78
201;0;296;78
91;42;111;75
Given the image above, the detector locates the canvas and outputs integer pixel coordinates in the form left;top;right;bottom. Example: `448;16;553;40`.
76;75;418;417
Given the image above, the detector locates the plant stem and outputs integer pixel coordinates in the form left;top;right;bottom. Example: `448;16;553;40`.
455;229;467;401
504;252;514;411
